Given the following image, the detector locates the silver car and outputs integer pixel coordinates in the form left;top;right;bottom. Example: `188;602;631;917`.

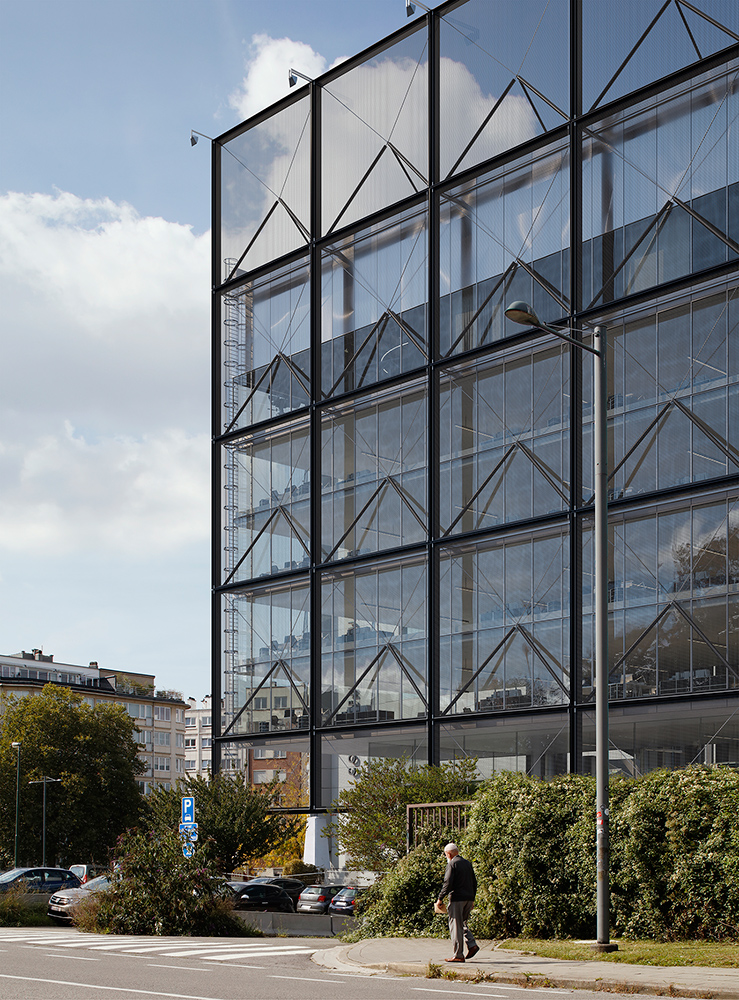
47;873;110;924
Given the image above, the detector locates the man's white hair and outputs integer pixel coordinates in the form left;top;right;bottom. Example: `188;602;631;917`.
444;842;459;854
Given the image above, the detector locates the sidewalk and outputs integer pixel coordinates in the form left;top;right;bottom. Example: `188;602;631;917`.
313;937;739;998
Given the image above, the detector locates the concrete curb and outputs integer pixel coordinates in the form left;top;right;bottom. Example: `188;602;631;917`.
312;942;739;998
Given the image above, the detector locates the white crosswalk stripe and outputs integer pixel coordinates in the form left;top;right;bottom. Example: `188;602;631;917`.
0;929;316;963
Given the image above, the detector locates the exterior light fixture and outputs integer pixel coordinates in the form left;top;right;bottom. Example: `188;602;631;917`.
406;0;431;14
190;130;213;147
505;300;615;953
288;69;314;88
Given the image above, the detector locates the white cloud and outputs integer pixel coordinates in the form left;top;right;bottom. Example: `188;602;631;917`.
229;34;329;121
0;190;210;557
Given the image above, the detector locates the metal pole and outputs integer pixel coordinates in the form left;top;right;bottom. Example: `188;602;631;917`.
593;325;613;950
12;743;21;868
42;778;47;867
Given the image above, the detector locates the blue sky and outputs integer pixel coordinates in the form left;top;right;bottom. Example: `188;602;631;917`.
0;0;409;698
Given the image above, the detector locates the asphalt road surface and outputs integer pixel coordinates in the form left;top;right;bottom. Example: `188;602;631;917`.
0;928;686;1000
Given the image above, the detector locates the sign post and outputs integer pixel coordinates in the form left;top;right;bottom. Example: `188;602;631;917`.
179;797;198;858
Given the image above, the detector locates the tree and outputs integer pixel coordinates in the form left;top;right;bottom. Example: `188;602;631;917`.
141;773;300;873
328;756;479;873
0;685;144;867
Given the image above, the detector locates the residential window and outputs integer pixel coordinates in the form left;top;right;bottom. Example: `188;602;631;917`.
127;703;152;721
175;709;185;723
153;705;171;721
153;756;170;772
185;737;196;748
201;738;212;748
201;716;212;728
175;758;184;773
153;731;171;747
175;732;185;748
185;760;196;771
201;758;211;770
185;716;196;727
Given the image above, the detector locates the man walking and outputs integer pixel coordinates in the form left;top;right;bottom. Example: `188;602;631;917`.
437;842;479;962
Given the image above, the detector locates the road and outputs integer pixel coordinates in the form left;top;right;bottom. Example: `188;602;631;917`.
0;928;685;1000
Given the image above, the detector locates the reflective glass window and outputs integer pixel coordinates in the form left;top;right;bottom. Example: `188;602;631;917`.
583;0;739;112
221;258;310;432
440;140;570;356
439;0;569;178
321;206;427;397
438;713;569;780
223;736;310;807
321;28;428;235
321;382;427;562
319;725;427;807
581;698;739;776
582;493;739;701
220;96;311;280
223;419;310;586
320;556;427;729
440;527;570;716
440;343;570;533
582;281;739;502
221;583;310;738
582;65;739;308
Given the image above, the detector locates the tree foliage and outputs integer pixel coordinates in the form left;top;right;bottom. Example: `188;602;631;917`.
350;766;739;941
140;772;300;873
78;826;256;937
328;756;479;873
0;685;143;867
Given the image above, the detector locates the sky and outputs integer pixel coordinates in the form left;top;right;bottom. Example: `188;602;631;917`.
0;0;411;700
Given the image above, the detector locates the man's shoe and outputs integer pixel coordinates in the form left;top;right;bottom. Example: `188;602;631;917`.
445;957;465;962
466;945;480;960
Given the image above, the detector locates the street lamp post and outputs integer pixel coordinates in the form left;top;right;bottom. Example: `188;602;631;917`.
11;742;21;868
505;301;616;952
29;776;61;868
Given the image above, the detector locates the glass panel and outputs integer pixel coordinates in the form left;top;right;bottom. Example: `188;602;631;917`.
321;28;428;234
221;735;310;807
320;206;427;398
321;383;427;561
582;281;739;503
223;420;310;586
581;493;739;702
220;96;311;279
438;713;569;780
221;584;310;738
440;527;570;716
581;698;739;776
440;344;570;533
222;258;310;432
439;0;569;178
320;556;427;727
582;65;739;308
440;140;570;356
583;0;739;112
319;726;427;807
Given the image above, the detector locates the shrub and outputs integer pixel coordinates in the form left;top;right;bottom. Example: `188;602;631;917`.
85;828;260;937
0;885;51;927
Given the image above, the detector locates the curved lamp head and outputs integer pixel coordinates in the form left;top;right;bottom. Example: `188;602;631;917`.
505;301;541;327
288;70;298;88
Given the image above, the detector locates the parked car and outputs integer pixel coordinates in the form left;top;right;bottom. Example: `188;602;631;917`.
69;864;104;884
0;868;81;897
245;876;305;905
296;884;346;914
231;882;294;912
47;873;110;924
328;885;365;916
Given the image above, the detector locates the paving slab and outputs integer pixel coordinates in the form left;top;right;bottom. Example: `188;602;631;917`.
313;936;739;998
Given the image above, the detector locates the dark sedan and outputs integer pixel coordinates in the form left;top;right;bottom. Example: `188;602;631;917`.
231;882;294;912
0;868;81;897
328;885;365;916
244;876;305;905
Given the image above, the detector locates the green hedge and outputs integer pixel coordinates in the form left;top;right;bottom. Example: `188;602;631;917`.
354;767;739;941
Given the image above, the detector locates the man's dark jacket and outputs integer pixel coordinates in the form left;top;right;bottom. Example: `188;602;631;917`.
438;854;477;902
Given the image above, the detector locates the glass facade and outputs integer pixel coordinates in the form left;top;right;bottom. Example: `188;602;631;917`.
213;0;739;812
